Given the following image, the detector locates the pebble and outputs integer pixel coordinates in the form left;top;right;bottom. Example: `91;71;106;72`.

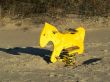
103;49;108;53
49;72;56;77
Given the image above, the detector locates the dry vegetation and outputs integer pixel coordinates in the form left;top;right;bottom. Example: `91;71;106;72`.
0;0;109;18
0;0;109;30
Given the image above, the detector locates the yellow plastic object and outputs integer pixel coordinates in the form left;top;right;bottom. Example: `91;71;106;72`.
40;23;85;63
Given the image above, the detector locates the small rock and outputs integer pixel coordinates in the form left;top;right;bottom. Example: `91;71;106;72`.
101;49;108;53
103;49;108;53
49;73;56;77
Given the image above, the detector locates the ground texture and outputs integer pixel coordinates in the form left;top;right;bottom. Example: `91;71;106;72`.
0;19;110;82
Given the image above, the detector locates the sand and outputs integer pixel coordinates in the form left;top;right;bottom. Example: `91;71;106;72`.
0;18;110;82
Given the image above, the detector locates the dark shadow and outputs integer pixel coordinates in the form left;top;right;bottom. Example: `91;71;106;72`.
82;58;102;65
0;47;52;63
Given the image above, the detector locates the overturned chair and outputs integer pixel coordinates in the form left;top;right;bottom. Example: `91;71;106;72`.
40;23;85;63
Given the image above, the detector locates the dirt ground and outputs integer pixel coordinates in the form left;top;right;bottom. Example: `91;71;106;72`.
0;17;110;82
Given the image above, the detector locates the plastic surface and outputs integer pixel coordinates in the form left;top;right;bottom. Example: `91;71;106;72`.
40;23;85;63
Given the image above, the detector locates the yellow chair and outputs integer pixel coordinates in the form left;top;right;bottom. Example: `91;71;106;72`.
40;23;85;63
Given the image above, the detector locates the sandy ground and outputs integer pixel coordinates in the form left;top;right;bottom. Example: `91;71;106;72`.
0;21;110;82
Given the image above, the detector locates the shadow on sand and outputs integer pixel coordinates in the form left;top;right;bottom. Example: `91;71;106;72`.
0;47;102;65
82;58;102;65
0;47;52;63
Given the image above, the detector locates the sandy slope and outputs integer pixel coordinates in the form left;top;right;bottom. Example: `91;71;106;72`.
0;27;110;82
